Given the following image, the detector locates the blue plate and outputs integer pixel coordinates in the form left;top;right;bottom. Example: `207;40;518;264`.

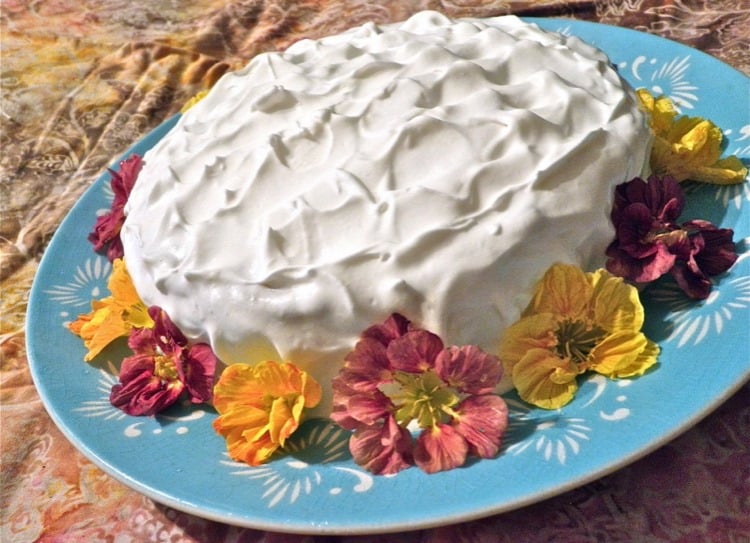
27;19;750;534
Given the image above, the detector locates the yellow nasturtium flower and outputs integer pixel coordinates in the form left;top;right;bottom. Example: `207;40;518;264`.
69;258;153;361
212;361;323;466
637;89;748;185
500;263;659;409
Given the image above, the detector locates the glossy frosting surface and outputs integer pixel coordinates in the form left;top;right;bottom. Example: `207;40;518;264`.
121;11;650;411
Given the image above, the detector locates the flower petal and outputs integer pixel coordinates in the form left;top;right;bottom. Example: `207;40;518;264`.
88;155;143;260
331;378;393;430
110;356;184;416
684;220;737;277
499;313;558;373
523;263;592;320
179;343;219;404
588;331;657;378
212;361;321;467
387;329;444;373
349;415;413;475
638;90;748;184
435;345;502;394
69;259;153;361
512;348;580;410
453;395;508;458
361;313;412;346
340;337;393;391
588;268;644;331
414;424;469;474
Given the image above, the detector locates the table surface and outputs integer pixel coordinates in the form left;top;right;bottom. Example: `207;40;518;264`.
2;1;749;542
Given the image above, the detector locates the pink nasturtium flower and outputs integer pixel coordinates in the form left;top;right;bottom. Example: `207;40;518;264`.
89;154;143;262
606;175;737;299
331;314;508;475
110;306;218;416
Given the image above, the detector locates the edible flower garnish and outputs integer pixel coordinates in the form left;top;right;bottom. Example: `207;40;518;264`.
110;306;218;416
331;314;508;475
212;361;322;466
181;90;209;113
69;258;153;361
88;154;143;261
637;89;748;184
500;263;659;410
606;175;737;299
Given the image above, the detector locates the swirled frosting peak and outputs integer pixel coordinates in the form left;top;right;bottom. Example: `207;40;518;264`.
121;11;651;414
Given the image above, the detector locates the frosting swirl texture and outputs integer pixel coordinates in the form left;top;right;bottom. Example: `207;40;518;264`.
121;12;651;411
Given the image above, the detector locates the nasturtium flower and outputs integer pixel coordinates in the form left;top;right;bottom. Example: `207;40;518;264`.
637;89;748;184
69;258;153;361
181;90;209;112
606;176;737;299
331;314;508;475
88;154;143;261
212;361;323;466
109;306;219;416
669;219;738;299
500;263;659;410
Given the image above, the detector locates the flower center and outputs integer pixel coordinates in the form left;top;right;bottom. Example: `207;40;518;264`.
554;319;605;364
154;354;179;382
390;370;459;429
644;228;686;247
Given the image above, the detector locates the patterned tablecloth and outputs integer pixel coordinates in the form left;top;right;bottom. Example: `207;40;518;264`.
2;1;749;541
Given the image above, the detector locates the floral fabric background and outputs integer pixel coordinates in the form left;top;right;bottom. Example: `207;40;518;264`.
1;1;749;542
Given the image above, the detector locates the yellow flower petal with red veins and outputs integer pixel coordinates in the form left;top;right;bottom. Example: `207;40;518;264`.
638;89;748;184
68;259;152;361
500;263;659;410
499;313;558;375
692;155;749;185
523;263;591;319
628;339;660;377
587;331;650;377
212;361;323;466
588;268;644;332
512;349;581;410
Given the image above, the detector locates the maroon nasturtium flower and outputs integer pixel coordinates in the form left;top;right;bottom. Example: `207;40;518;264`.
110;306;218;416
89;154;143;262
669;220;737;299
605;175;737;299
331;314;508;475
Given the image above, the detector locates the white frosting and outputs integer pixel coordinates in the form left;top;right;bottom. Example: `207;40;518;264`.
121;11;650;414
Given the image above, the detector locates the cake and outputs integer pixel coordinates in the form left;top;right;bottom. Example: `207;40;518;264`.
120;11;651;415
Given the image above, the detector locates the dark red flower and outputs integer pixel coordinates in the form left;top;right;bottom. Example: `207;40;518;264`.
110;306;218;416
606;176;737;299
610;174;684;226
669;220;737;299
89;154;143;261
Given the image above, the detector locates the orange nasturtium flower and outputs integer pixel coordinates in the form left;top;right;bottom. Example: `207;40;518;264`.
500;263;659;410
212;361;323;466
637;89;747;185
69;258;153;361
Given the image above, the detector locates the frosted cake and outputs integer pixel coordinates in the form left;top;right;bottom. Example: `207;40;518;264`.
120;11;652;413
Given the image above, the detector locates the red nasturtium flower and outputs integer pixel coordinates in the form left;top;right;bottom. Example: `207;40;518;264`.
110;306;218;416
606;175;737;299
331;314;508;475
89;154;143;262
